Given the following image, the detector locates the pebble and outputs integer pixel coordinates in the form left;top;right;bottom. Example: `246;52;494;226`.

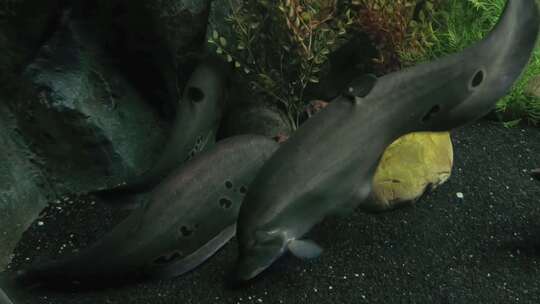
456;192;464;199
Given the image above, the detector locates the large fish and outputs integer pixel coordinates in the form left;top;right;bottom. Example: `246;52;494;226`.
235;0;540;281
15;135;278;285
95;56;230;197
0;288;13;304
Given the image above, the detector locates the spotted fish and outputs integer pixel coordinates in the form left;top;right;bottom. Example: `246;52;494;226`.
16;135;279;285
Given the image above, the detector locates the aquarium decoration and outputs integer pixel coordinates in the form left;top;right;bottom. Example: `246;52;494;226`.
0;0;539;302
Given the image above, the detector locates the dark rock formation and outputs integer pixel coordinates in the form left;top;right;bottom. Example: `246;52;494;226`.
0;0;63;83
8;12;166;194
0;102;51;271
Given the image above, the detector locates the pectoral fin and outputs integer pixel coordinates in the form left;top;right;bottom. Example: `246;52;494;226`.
287;239;323;259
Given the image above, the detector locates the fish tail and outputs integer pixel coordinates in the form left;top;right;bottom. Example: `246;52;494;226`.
0;272;23;303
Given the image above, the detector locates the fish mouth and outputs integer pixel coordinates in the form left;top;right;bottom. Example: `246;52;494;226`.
234;250;282;282
235;239;287;282
234;259;269;282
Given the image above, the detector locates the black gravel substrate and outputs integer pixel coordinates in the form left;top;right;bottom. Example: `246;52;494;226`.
3;119;540;304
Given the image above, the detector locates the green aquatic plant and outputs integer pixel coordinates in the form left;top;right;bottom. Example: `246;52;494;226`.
209;0;354;129
209;0;436;127
350;0;434;73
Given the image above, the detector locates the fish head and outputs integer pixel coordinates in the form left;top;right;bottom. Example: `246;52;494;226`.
168;55;230;160
235;230;287;281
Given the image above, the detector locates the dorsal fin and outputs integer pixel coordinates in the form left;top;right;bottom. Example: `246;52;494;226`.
343;74;377;100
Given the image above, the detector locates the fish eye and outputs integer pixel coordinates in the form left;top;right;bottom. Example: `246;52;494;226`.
186;86;204;103
470;69;485;89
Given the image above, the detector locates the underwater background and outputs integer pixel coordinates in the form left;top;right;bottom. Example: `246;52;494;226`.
1;0;540;303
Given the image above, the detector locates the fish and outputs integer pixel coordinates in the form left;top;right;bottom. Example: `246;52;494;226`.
235;0;540;281
15;135;279;286
0;288;13;304
93;55;230;198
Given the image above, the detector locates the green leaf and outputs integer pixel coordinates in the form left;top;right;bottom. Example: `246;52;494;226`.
219;37;227;47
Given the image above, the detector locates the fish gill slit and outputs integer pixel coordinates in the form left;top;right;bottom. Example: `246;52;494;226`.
422;105;440;123
470;69;485;88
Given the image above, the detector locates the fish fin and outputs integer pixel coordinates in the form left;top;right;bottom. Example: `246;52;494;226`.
147;224;236;279
343;74;378;100
287;239;323;259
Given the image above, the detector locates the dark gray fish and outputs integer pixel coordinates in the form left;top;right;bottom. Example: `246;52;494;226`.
16;135;279;285
235;0;540;281
0;288;13;304
94;56;229;198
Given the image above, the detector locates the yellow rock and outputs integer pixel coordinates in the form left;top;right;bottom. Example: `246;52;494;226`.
369;132;453;211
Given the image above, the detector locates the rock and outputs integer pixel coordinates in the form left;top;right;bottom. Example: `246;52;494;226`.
370;132;454;210
144;0;213;100
0;103;50;272
146;0;211;59
206;0;237;53
0;0;63;83
525;75;540;98
7;13;166;194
